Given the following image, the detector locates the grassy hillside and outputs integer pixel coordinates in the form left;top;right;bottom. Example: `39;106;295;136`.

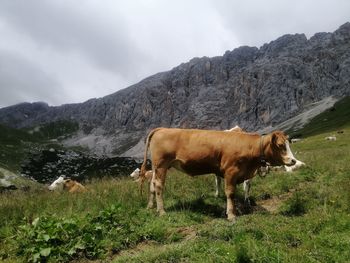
0;124;36;172
1;122;350;262
24;120;79;141
290;96;350;138
0;121;79;172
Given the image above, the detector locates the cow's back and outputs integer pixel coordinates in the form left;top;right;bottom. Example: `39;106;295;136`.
150;128;223;157
149;128;260;176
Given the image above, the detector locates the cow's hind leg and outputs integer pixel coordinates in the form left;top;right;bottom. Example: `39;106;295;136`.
147;169;156;209
154;167;167;216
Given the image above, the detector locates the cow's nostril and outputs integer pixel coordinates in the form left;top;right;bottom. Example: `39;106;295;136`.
291;159;296;165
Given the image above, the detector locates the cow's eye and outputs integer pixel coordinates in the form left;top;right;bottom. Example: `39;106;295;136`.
278;142;285;149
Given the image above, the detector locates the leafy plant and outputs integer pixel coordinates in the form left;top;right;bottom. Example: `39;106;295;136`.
15;204;137;262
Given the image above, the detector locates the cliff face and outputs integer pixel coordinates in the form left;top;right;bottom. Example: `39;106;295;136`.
1;23;349;156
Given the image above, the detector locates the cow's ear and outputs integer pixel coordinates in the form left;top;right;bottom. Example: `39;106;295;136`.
64;179;71;183
271;132;278;146
271;131;284;148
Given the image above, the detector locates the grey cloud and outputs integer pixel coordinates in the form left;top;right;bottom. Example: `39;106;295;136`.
0;0;349;109
0;0;146;78
0;50;62;107
213;0;350;48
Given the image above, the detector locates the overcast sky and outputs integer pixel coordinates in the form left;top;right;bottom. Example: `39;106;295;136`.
0;0;349;108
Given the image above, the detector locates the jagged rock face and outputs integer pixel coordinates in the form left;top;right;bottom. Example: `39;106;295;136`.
0;23;349;156
20;149;141;183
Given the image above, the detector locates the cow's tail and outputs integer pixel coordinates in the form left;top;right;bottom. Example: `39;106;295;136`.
139;128;162;194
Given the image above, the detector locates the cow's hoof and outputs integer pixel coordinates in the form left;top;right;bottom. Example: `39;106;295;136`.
158;210;166;216
227;215;237;223
147;203;154;209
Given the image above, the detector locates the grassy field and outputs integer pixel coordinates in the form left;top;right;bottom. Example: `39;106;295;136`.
1;122;350;262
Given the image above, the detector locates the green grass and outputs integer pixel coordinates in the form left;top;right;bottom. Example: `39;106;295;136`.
1;104;350;262
1;126;350;262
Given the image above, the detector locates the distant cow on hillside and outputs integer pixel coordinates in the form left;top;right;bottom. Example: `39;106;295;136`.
291;138;302;143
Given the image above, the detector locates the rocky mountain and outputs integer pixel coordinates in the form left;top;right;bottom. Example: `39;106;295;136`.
0;22;349;157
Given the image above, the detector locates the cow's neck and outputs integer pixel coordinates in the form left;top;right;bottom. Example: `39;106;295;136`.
258;135;271;167
259;135;267;166
244;135;268;168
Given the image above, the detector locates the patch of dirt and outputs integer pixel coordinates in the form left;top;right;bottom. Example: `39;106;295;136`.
117;240;159;258
256;190;295;213
176;226;197;241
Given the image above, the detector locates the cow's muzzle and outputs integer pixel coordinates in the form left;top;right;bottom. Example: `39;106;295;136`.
285;158;296;166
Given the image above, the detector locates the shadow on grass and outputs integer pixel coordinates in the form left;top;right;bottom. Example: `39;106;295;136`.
167;195;269;219
168;197;226;218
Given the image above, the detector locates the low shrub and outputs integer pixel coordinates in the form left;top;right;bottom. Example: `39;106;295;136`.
279;192;307;216
15;204;148;262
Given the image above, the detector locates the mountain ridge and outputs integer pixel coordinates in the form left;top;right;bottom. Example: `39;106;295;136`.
0;22;349;157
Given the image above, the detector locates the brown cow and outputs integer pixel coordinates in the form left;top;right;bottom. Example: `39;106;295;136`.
63;179;87;193
140;128;296;222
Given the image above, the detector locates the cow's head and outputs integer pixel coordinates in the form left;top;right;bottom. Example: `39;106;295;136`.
48;176;65;191
269;131;296;166
130;168;141;180
63;179;75;190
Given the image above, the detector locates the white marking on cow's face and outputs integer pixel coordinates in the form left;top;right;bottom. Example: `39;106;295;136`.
283;141;297;166
130;168;140;179
284;159;306;172
48;176;65;191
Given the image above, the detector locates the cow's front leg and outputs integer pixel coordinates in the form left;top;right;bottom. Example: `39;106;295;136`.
224;169;238;222
215;175;222;197
154;167;167;216
243;179;251;206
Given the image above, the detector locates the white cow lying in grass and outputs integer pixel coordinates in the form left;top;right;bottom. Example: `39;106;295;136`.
130;168;153;195
48;176;66;191
48;176;87;193
130;168;152;181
